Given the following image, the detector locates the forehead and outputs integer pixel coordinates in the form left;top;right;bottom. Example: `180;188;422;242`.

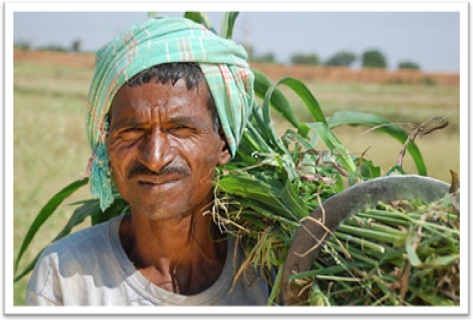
109;78;211;122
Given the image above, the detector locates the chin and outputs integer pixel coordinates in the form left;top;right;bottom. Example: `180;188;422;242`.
123;187;213;221
131;201;192;221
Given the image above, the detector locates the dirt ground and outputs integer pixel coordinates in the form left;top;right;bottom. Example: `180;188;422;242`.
14;49;459;86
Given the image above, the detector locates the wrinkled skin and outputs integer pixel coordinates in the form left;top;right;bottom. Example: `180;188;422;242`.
106;79;230;221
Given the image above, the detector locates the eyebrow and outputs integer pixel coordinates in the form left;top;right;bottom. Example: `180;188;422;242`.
169;116;202;127
110;117;142;130
168;116;214;132
110;116;207;130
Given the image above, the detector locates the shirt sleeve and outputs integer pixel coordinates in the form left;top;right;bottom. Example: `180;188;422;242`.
25;290;58;306
24;249;64;306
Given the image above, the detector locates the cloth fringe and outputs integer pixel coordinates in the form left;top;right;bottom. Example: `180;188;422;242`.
89;140;114;211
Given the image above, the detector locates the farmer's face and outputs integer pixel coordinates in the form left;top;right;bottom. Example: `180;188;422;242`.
106;78;230;220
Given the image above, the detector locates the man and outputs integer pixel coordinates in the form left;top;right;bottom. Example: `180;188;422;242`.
25;16;269;306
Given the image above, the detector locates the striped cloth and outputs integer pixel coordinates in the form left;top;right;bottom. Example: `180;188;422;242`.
85;16;254;211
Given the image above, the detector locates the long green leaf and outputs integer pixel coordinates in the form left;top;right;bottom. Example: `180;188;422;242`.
261;81;294;155
405;226;422;266
14;251;43;283
337;224;402;245
14;198;102;282
267;265;284;306
184;12;217;34
14;178;88;271
279;179;308;220
58;200;102;239
417;291;456;306
292;262;370;279
218;174;303;221
327;111;427;176
424;254;459;266
220;12;239;39
245;116;273;154
271;77;328;125
252;68;301;128
91;197;129;225
218;173;281;199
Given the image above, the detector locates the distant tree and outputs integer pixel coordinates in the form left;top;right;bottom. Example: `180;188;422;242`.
362;49;387;68
71;39;82;52
253;52;276;64
39;45;68;52
398;61;420;70
325;51;357;67
243;45;275;64
14;40;31;50
290;53;320;65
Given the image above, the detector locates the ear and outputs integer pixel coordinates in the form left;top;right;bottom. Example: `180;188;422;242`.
216;129;231;166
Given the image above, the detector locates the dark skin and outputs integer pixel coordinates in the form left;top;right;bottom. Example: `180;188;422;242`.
106;78;231;295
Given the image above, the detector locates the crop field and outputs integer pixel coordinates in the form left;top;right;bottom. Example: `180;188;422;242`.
12;50;460;305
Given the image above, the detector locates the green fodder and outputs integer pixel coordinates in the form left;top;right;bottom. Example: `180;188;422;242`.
303;198;459;306
211;146;459;306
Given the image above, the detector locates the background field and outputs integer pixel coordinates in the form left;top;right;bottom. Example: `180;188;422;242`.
12;50;460;305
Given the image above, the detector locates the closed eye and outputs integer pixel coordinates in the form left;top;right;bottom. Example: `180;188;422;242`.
116;127;145;140
122;127;142;133
169;125;195;137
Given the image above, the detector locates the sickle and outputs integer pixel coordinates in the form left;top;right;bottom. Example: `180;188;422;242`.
281;174;452;305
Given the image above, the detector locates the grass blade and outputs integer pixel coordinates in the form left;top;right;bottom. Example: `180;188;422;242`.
405;226;422;266
14;198;102;282
246;110;277;153
267;265;284;305
14;253;42;283
220;12;239;39
14;178;88;271
261;81;296;154
184;12;217;34
271;77;328;125
252;68;301;128
328;111;427;176
280;180;309;220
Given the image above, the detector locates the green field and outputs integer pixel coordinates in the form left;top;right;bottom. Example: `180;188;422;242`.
12;60;460;305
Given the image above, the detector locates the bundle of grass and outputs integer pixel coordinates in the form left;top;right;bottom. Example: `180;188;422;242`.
304;197;460;306
210;105;459;305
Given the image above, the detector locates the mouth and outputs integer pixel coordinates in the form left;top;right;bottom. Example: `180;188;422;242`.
134;174;183;190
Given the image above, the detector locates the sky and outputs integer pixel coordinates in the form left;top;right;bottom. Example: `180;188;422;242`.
12;10;461;73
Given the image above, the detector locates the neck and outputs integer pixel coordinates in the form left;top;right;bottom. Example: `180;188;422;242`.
119;208;227;294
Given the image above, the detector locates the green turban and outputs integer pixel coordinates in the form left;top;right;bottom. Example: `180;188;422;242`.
85;16;254;211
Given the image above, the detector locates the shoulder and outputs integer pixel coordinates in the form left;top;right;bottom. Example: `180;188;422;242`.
43;216;119;260
30;214;124;283
25;215;126;305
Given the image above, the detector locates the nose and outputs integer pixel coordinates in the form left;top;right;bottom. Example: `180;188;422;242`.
138;128;175;173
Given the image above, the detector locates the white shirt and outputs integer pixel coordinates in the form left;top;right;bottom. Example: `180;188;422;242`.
25;214;269;306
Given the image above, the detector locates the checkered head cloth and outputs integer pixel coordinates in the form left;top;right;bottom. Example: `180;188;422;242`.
85;17;254;211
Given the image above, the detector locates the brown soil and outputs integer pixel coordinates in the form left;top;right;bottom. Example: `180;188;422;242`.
14;49;96;68
251;63;459;87
14;49;459;86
